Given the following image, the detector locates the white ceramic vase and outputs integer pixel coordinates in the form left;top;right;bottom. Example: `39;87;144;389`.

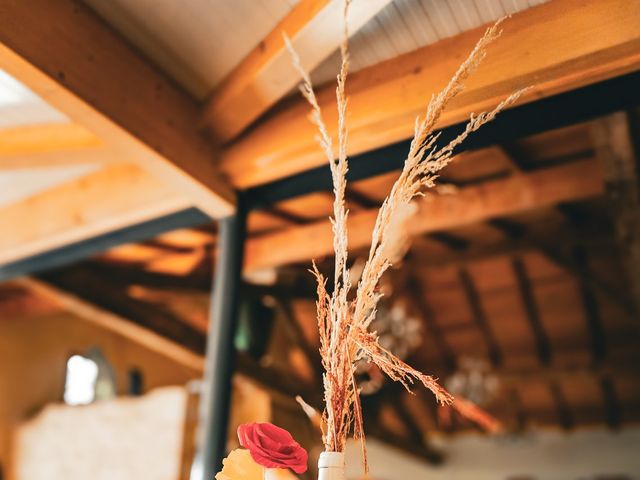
263;468;287;480
263;468;286;480
317;452;345;480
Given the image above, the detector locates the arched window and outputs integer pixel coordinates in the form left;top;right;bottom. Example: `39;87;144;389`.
63;348;116;405
63;354;98;405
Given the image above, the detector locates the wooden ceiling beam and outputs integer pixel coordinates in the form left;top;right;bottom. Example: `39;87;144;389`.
0;164;191;265
405;272;456;372
17;277;204;371
275;298;323;381
0;0;235;217
458;267;502;367
512;257;552;365
486;215;636;320
600;375;621;430
0;147;118;170
35;266;207;353
549;382;574;431
244;159;604;272
0;282;58;317
0;123;100;156
19;271;442;460
201;0;393;144
497;361;640;385
572;246;607;364
20;273;639;436
221;0;640;188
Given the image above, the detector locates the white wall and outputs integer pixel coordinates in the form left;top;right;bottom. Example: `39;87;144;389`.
13;387;187;480
345;428;640;480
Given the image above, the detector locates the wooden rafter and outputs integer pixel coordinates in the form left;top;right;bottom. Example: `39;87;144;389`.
17;269;640;437
244;159;604;272
572;246;607;364
0;0;235;217
458;268;502;367
0;123;99;156
497;362;640;385
36;266;207;354
221;0;640;187
0;164;191;264
16;277;204;371
0;145;118;170
405;272;456;372
275;298;323;380
512;257;552;365
201;0;393;143
485;215;636;320
17;271;445;463
0;282;58;317
549;382;573;431
600;375;621;430
414;225;610;269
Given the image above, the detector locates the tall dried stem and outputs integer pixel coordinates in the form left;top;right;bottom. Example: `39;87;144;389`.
287;3;526;472
286;0;356;456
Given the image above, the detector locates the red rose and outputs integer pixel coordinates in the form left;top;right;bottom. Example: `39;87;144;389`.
237;422;308;474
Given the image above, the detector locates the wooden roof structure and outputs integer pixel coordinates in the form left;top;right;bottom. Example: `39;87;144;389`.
1;0;640;469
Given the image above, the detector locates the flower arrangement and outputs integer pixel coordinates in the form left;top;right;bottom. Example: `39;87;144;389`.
282;0;525;476
218;1;525;478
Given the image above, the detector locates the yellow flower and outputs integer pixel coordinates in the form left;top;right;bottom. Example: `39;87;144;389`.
215;449;262;480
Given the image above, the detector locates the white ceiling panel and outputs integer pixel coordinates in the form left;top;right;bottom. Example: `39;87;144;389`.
311;0;546;85
83;0;299;100
79;0;545;100
0;164;101;209
0;70;68;129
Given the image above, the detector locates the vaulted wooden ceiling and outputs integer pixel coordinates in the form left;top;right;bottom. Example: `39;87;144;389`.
1;0;640;465
8;109;640;463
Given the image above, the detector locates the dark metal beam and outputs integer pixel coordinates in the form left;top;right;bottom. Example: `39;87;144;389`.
198;201;247;480
0;208;209;281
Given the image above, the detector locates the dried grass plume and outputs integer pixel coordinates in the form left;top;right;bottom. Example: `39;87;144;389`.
286;2;525;473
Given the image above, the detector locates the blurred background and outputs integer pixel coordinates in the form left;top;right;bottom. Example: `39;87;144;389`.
1;0;640;479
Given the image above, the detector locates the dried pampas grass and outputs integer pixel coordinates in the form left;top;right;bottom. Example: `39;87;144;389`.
286;0;525;472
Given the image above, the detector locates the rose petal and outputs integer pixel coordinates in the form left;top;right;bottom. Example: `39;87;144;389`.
236;422;308;474
259;423;295;444
237;424;253;449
